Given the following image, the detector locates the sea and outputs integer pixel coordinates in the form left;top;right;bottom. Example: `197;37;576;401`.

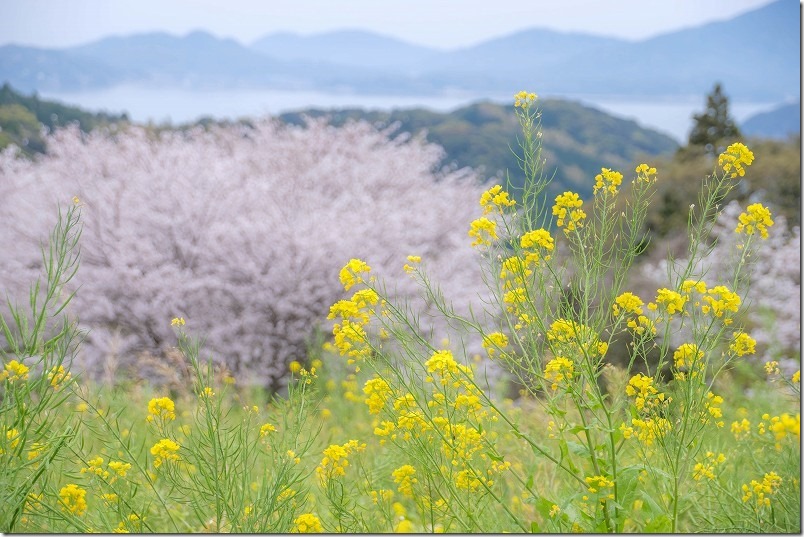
39;85;782;144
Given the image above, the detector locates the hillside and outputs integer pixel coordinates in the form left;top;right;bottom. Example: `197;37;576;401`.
742;102;801;140
0;83;128;154
278;100;679;199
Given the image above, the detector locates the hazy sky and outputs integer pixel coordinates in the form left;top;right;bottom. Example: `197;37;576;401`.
1;0;780;50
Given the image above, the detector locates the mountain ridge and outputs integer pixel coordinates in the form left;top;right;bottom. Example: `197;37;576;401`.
0;1;797;100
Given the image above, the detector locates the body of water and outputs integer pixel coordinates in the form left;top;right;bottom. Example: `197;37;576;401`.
40;85;781;143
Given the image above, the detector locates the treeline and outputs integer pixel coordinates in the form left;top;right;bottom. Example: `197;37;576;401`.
0;83;128;155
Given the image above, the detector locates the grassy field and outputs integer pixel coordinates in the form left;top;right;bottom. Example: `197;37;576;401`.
1;94;800;533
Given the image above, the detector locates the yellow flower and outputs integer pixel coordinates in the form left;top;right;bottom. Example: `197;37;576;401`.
259;423;277;437
170;317;185;327
673;343;703;369
730;332;756;356
468;217;498;247
403;255;421;273
480;184;516;214
146;397;176;423
585;474;615;494
735;203;774;239
1;360;29;382
742;472;782;508
394;519;414;533
202;386;214;398
72;196;81;205
47;365;72;389
731;418;751;440
315;439;365;482
59;484;87;516
150;438;181;468
549;504;561;518
593;168;623;196
514;90;537;108
764;360;780;375
701;285;741;320
612;292;644;316
520;228;554;265
392;465;418;497
552;191;586;235
108;460;132;477
293;513;323;533
793;370;801;384
363;377;392;414
339;258;371;291
718;142;754;179
544;357;574;391
648;288;687;315
635;163;657;183
482;332;509;358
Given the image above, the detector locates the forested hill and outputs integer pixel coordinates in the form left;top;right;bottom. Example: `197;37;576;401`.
279;100;679;199
0;83;128;155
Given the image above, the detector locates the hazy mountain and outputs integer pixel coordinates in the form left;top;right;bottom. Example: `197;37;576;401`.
741;102;801;139
251;29;438;74
0;0;797;100
0;45;123;92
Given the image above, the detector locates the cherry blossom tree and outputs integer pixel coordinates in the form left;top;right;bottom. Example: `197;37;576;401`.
0;119;493;389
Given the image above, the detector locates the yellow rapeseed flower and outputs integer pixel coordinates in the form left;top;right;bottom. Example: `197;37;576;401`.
392;465;418;497
612;292;644;317
146;397;176;423
635;163;657;183
479;184;516;214
514;90;537;108
718;142;754;179
593;168;623;196
735;203;774;239
59;484;87;516
482;332;509;358
170;317;185;327
730;332;756;356
150;438;180;468
468;217;498;247
293;513;323;533
339;258;371;291
552;191;586;235
1;360;29;382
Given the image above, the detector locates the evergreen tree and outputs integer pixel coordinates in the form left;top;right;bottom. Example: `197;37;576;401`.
687;82;742;155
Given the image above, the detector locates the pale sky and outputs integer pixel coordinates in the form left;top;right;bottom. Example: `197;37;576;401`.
0;0;782;50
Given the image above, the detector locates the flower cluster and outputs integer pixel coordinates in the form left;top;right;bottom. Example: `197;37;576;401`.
150;438;181;468
741;472;782;508
514;90;537;108
729;332;756;356
58;484;87;516
392;464;418;497
593;168;623;197
625;374;667;413
146;397;176;423
647;288;687;316
1;360;29;382
481;332;509;358
293;513;323;533
692;452;726;481
735;203;774;240
634;163;657;183
479;184;516;214
544;357;574;391
718;142;755;179
363;377;393;414
468;217;498;247
339;258;372;291
701;285;741;321
315;439;366;482
519;228;554;266
552;192;586;235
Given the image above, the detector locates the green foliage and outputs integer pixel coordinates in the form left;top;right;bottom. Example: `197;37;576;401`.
686;83;742;156
0;83;128;154
642;136;800;243
278;99;678;200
